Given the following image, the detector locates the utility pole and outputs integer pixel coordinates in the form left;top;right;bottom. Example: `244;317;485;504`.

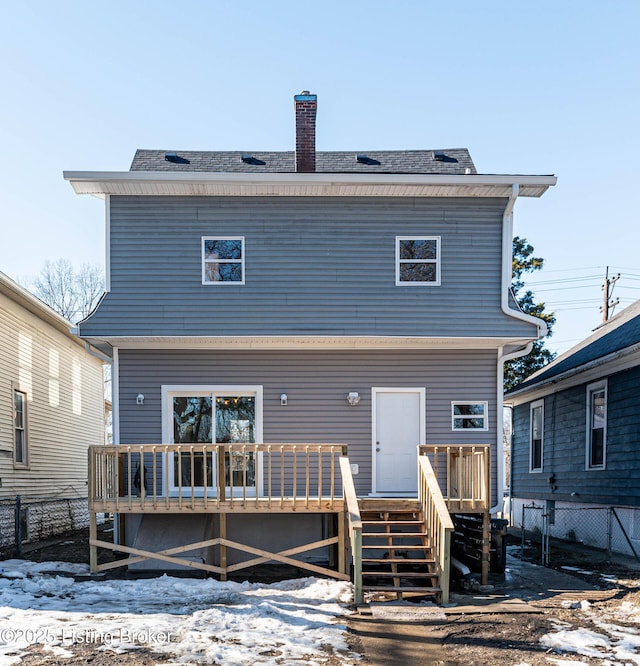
601;266;620;323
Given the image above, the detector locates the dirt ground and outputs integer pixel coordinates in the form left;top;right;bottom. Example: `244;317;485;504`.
3;527;640;666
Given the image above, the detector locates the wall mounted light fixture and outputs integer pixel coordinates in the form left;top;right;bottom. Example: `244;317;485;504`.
136;393;145;405
346;391;360;406
280;393;288;406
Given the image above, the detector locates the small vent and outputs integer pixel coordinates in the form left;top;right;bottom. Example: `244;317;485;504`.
432;150;446;161
356;154;381;166
164;152;190;164
241;154;266;166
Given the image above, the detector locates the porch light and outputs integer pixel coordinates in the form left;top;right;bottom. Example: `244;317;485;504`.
280;393;288;406
136;393;145;405
346;392;360;406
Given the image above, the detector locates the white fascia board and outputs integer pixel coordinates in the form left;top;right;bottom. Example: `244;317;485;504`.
64;171;557;199
78;335;538;351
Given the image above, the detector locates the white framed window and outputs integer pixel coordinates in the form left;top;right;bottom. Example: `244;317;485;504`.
202;237;245;284
396;236;441;285
162;385;263;496
530;399;544;472
13;388;28;468
586;380;607;470
451;402;488;431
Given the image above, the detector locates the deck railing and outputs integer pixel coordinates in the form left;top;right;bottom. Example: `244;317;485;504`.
418;455;454;604
89;443;347;513
419;444;490;512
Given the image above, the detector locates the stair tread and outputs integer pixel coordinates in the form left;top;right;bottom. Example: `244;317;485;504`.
362;532;429;538
361;545;433;551
362;557;435;564
361;521;424;526
363;585;441;593
363;571;439;579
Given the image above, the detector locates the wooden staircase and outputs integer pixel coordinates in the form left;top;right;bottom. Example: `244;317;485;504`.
358;499;442;602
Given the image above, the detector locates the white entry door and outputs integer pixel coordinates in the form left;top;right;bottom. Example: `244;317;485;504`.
373;388;425;495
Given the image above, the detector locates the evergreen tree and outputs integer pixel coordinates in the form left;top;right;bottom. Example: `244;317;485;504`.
504;237;556;390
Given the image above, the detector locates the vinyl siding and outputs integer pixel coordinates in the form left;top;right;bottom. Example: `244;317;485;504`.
80;196;538;339
117;348;499;502
0;293;105;498
511;365;640;506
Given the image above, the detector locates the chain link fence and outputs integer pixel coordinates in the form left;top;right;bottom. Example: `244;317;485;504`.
0;496;96;554
520;503;640;567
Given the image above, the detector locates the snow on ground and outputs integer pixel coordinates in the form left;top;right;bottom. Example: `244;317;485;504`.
541;591;640;665
0;559;358;665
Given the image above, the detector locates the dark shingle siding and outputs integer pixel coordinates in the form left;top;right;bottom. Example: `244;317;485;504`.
130;149;477;175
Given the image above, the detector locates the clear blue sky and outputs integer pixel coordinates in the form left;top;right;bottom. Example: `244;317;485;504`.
1;1;638;354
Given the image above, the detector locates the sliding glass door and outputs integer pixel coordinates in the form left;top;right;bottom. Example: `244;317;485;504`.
163;386;262;496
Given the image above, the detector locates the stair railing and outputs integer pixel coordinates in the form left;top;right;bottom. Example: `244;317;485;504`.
418;455;454;604
338;456;363;604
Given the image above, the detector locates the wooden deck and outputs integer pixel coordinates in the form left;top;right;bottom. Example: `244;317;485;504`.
88;443;491;604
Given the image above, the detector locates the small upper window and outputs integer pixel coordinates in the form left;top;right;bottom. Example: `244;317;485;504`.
396;237;440;286
530;399;544;472
452;402;488;430
586;381;607;470
14;389;28;467
202;237;245;285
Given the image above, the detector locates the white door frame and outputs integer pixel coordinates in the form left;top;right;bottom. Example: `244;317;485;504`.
371;387;426;496
161;384;264;497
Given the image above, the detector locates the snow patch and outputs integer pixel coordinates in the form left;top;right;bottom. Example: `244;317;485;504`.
0;559;358;666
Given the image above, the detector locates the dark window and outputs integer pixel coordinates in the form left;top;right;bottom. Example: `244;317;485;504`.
530;401;543;472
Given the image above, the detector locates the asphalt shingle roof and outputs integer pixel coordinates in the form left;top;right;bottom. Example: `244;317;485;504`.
130;149;477;175
506;300;640;394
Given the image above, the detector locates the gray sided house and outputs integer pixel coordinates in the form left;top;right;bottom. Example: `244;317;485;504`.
66;93;555;602
507;300;640;558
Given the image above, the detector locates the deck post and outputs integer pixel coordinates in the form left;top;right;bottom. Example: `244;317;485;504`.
481;509;490;585
352;527;362;605
337;512;346;575
219;512;227;581
440;525;452;604
89;510;98;573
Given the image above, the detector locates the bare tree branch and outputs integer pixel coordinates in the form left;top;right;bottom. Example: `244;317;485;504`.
31;259;104;323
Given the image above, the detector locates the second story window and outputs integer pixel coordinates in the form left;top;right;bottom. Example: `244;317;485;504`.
202;237;245;285
396;237;441;285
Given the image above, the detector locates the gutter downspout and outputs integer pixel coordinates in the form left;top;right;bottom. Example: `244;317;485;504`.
83;340;113;364
492;185;547;513
491;343;533;515
501;184;548;337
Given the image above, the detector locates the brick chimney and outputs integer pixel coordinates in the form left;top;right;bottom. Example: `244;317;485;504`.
294;91;317;173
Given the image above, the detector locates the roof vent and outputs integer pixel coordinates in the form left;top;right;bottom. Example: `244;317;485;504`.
356;154;381;166
164;152;190;164
432;150;446;161
241;154;266;166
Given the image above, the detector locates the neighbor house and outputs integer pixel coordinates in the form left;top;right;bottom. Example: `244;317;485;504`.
0;271;107;544
506;300;640;557
65;92;555;602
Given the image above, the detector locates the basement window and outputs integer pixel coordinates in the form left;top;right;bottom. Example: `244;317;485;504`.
396;237;440;285
202;237;245;285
